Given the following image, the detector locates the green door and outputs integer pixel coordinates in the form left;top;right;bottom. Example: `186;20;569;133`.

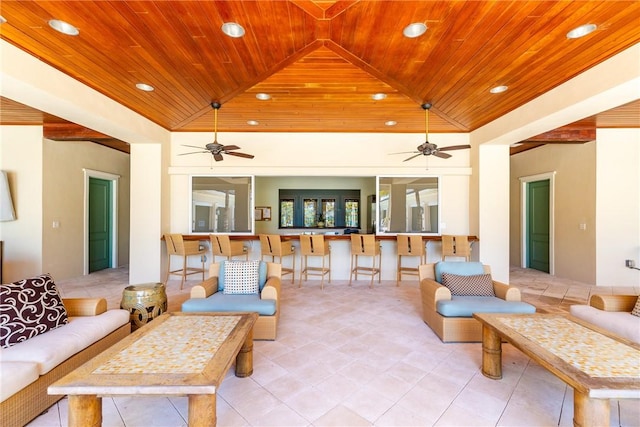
527;179;550;273
89;178;111;273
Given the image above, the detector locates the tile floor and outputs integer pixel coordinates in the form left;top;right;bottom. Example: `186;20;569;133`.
28;266;640;427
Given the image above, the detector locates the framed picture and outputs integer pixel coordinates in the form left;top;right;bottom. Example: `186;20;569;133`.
255;206;271;221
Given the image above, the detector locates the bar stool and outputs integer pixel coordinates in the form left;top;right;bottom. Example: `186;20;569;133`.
259;234;296;283
349;234;381;288
441;235;471;261
299;234;331;289
210;234;249;263
396;234;426;285
164;233;206;290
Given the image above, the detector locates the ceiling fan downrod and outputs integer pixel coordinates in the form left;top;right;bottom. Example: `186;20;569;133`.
211;102;221;143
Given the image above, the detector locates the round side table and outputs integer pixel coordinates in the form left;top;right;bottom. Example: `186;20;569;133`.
120;283;167;330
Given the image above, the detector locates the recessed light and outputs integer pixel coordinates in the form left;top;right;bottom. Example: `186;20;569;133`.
247;120;259;126
221;22;245;38
385;120;397;127
0;16;7;24
48;19;79;36
403;23;427;38
371;93;387;100
490;85;508;94
566;23;597;39
135;83;154;92
255;93;271;100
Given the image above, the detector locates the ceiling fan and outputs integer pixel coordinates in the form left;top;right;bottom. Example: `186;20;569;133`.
180;102;255;162
391;103;471;162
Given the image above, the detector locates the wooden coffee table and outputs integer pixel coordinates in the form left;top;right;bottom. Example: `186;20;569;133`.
473;313;640;427
49;311;258;427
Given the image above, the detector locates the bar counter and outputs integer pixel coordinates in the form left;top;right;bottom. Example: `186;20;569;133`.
174;233;478;281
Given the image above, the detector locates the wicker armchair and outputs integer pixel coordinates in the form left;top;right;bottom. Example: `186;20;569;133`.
183;262;282;340
419;262;533;342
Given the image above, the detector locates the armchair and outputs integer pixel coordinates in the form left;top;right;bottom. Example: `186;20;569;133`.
419;262;535;342
181;261;281;340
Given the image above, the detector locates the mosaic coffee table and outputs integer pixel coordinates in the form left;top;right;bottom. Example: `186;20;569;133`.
49;311;258;427
473;313;640;427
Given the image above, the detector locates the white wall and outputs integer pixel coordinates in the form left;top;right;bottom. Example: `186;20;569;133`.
596;128;640;286
0;126;44;282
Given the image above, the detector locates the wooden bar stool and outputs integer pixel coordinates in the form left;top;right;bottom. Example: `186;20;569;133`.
396;234;426;285
164;234;206;290
299;234;331;289
441;235;471;261
210;234;249;263
349;234;381;288
259;234;296;283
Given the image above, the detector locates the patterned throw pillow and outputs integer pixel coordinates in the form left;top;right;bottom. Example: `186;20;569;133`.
0;274;68;348
441;272;495;296
223;260;260;295
631;297;640;317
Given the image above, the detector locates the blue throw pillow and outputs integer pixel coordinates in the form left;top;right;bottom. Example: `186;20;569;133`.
434;261;485;283
218;261;268;291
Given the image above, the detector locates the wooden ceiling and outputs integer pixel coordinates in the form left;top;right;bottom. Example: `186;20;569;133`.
1;1;639;150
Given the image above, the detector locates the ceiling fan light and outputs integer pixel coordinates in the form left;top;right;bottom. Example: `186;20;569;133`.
490;85;508;94
566;23;597;39
247;120;259;126
48;19;79;36
221;22;245;38
255;93;271;100
403;23;427;38
384;120;397;126
371;93;387;100
135;83;154;92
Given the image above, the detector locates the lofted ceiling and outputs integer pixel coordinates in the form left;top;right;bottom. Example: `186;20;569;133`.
1;0;639;154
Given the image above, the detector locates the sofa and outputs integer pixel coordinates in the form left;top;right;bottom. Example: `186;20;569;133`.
570;294;640;344
419;262;536;342
182;261;281;340
1;277;130;427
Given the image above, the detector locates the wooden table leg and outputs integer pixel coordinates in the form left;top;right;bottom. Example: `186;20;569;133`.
235;328;254;377
189;394;216;427
68;395;101;427
573;390;610;427
481;325;502;379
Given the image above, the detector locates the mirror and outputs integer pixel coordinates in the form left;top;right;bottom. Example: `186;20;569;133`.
377;176;439;234
191;176;254;234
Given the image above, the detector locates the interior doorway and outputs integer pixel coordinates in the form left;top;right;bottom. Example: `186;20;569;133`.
520;172;555;275
83;169;119;275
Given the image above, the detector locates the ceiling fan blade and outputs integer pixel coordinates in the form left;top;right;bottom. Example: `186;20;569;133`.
389;151;418;155
226;151;255;159
213;153;224;161
433;151;452;159
221;144;241;151
437;144;471;151
403;153;423;162
178;150;209;156
181;144;207;150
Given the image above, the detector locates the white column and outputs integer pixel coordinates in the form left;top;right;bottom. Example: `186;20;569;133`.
129;143;162;283
478;144;510;283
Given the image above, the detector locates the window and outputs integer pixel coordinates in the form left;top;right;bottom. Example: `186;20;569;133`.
345;199;359;228
190;175;254;234
280;199;294;227
278;189;360;228
376;176;439;234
